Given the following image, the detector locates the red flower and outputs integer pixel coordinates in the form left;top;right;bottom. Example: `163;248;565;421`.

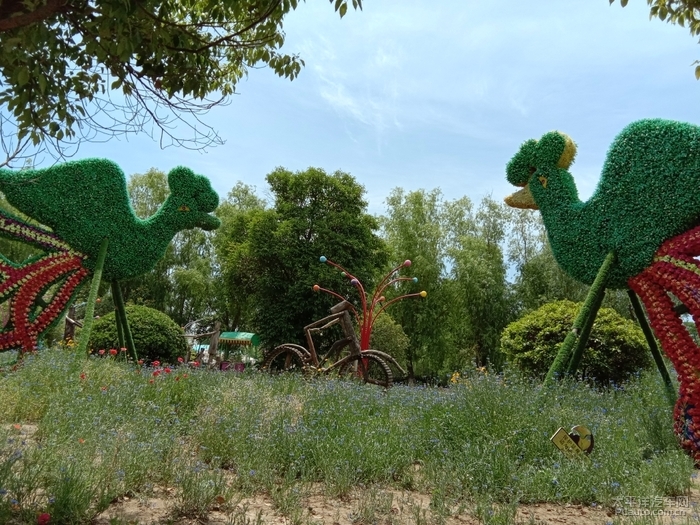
37;512;51;525
192;361;200;367
79;372;86;380
177;357;184;363
120;347;127;353
164;367;172;374
153;370;161;377
98;349;105;356
152;361;160;367
109;349;117;356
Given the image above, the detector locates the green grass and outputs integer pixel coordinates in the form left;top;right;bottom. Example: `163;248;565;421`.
0;348;696;524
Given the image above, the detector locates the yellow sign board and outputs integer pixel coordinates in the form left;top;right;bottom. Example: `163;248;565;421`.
551;427;586;459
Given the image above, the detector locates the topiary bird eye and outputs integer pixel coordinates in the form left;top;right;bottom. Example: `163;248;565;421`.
178;205;190;212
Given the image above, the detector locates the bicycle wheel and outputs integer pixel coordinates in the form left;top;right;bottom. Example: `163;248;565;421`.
261;345;307;374
337;353;393;388
363;349;407;383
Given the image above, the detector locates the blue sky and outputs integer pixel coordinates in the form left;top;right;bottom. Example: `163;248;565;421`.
78;0;700;215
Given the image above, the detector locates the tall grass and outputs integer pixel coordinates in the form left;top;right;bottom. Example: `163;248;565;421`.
0;348;694;523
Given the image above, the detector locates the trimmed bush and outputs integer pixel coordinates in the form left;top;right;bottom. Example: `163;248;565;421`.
88;304;187;363
501;300;651;384
368;313;410;364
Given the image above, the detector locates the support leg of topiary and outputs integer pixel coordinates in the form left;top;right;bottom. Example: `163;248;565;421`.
565;288;607;376
627;289;676;406
111;280;138;362
544;252;616;386
78;237;108;356
114;302;125;351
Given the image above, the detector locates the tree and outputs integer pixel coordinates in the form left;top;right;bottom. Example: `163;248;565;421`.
612;0;700;79
0;0;362;165
381;188;476;379
212;182;268;331
219;167;388;350
448;197;512;369
381;190;516;378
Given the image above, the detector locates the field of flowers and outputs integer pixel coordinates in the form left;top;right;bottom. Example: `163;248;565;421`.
0;349;695;524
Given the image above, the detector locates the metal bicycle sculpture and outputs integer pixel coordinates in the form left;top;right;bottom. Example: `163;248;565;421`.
260;256;426;388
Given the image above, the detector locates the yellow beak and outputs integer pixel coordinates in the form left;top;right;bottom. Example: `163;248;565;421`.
504;184;538;210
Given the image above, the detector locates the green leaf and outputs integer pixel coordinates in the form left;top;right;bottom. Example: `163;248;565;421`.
694;64;700;80
17;68;30;87
339;3;347;17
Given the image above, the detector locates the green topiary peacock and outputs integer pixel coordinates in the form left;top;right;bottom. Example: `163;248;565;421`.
505;118;700;461
0;158;220;355
0;158;220;281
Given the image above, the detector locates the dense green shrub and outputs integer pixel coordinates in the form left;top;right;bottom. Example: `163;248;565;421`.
501;300;651;384
88;305;187;363
368;313;410;364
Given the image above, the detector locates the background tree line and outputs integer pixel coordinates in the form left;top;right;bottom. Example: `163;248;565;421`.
73;165;634;381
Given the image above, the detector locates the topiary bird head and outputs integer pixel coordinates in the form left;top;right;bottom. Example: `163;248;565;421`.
164;166;221;231
505;131;578;210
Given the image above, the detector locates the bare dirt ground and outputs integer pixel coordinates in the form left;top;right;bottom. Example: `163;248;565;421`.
93;476;700;525
6;424;698;524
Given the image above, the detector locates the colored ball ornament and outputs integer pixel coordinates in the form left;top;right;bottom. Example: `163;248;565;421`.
404;260;412;267
420;291;427;298
319;256;327;263
313;284;320;292
413;277;418;283
350;278;359;286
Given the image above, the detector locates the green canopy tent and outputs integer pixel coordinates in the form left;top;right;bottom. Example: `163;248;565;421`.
219;332;261;371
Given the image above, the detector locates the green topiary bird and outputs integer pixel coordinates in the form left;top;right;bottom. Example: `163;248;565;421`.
505;118;700;289
504;118;700;462
0;157;221;356
0;158;221;282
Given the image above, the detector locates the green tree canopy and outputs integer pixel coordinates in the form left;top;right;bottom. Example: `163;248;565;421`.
213;182;268;331
0;0;361;164
219;167;388;349
448;209;512;368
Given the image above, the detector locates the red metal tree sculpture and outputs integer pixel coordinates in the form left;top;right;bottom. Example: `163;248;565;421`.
313;256;426;350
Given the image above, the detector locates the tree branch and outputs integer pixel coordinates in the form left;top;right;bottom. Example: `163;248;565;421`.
0;0;68;32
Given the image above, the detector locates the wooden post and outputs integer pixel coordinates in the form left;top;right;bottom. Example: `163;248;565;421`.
208;321;221;367
63;305;77;342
